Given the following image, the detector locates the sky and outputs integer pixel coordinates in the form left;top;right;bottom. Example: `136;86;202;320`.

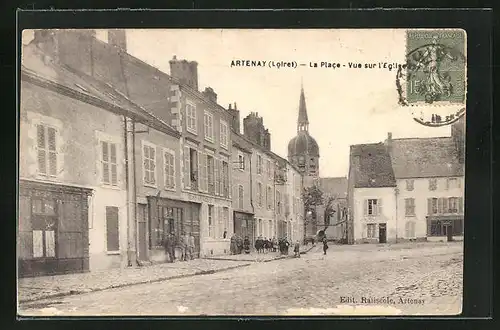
24;29;453;177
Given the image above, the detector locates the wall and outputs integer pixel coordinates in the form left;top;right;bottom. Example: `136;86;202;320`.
395;176;465;239
352;187;397;243
20;81;128;270
251;149;276;239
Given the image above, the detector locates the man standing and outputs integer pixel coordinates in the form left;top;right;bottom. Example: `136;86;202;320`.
181;232;190;261
188;233;196;260
322;236;329;255
164;232;175;263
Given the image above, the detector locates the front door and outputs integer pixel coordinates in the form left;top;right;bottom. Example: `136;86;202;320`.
378;224;387;243
137;204;148;261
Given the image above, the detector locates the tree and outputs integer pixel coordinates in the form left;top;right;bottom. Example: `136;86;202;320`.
301;185;323;242
323;194;337;227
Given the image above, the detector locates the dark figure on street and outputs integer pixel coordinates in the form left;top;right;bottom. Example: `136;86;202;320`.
163;232;175;263
279;237;290;255
255;236;264;253
322;237;329;255
236;235;244;254
294;240;301;257
181;232;190;261
230;234;238;255
271;236;278;252
188;233;196;260
243;236;251;254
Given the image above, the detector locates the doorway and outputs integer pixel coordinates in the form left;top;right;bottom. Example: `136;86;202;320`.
378;223;387;243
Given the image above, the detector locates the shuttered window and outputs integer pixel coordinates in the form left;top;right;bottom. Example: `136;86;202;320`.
208;205;215;238
222;161;229;197
143;143;156;186
365;199;382;216
405;198;415;216
164;150;175;190
405;221;416;238
238;185;244;209
183;146;191;189
101;141;118;186
207;155;215;194
37;124;57;176
106;206;120;252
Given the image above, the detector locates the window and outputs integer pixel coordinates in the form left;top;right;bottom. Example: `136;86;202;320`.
223;207;230;237
367;224;376;238
406;179;414;191
238;185;244;209
257;182;263;207
164;150;175;190
276;191;282;215
208;205;215;238
267;186;272;209
186;103;197;134
207;155;215;194
429;178;437;191
31;199;57;258
257;155;263;174
184;147;198;190
101;141;118;186
405;221;416;238
365;199;382;216
143;143;157;186
238;153;245;171
36;124;57;177
428;198;438;214
204;111;214;142
106;206;120;252
447;178;460;189
448;197;459;213
405;198;415;216
220;120;228;148
267;160;271;178
222;160;229;197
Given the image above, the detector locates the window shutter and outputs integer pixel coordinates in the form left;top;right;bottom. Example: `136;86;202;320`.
102;142;110;183
219;160;223;195
197;150;201;191
110;143;117;185
458;197;464;213
184;147;191;189
47;127;57;176
143;146;149;183
228;163;232;199
364;200;368;216
37;125;47;174
215;158;220;195
378;199;383;216
427;198;432;215
150;147;156;185
438;198;443;214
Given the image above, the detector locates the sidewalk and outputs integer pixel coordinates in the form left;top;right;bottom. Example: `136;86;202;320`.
18;258;251;304
18;244;317;304
203;244;317;262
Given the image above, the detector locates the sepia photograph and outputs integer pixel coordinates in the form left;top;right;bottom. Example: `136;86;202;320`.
17;28;465;316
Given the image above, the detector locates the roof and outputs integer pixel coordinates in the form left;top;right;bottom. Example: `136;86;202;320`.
350;143;397;188
288;131;320;157
389;137;463;178
21;43;180;138
319;177;348;198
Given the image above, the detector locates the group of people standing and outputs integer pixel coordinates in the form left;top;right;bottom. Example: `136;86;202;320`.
163;232;196;262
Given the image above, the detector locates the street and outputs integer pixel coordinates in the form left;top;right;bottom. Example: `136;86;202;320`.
19;242;463;316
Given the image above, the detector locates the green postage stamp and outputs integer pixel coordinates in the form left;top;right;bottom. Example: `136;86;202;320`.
405;29;466;105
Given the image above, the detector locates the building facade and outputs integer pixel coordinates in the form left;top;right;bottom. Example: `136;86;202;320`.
19;42;179;276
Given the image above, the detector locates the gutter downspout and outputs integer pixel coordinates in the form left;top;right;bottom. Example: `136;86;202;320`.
124;116;132;266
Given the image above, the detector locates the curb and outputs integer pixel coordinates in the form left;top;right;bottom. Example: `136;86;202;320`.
203;245;317;262
19;263;252;304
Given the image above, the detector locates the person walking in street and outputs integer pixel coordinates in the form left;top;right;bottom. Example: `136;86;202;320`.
293;240;301;258
243;236;251;254
182;232;190;261
230;234;238;255
164;232;175;263
322;236;329;255
188;233;196;260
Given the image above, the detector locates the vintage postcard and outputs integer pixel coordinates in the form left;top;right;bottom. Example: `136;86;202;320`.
18;28;465;316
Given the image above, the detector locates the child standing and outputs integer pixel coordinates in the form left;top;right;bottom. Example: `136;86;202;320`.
294;240;300;257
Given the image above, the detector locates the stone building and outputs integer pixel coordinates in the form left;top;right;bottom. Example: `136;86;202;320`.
28;29;235;258
19;42;179;276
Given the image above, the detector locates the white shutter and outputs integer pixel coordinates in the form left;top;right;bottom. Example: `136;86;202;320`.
228;162;232;199
110;143;117;185
219;159;224;195
378;199;383;216
197;150;201;191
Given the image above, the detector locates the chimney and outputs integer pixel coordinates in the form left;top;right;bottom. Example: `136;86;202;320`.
108;29;127;51
385;132;393;154
202;87;217;103
228;103;241;133
169;55;199;90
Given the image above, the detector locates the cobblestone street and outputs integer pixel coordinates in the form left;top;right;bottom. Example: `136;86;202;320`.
19;242;463;316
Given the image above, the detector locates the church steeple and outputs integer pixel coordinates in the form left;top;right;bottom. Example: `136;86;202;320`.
297;81;309;133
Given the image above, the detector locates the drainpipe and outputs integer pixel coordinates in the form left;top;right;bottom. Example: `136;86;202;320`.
132;120;138;261
123;116;132;266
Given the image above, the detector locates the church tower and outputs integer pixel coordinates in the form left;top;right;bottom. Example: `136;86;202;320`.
287;83;320;188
